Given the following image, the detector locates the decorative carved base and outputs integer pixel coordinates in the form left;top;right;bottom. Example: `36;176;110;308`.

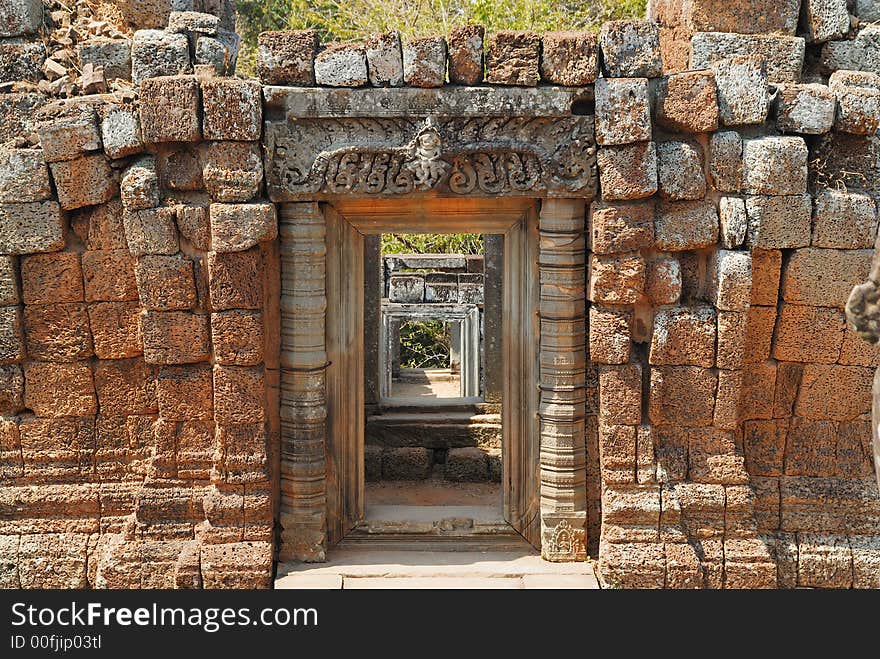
541;515;588;562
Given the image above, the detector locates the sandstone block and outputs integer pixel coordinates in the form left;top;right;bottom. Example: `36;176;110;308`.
650;305;717;368
598;423;636;484
0;364;23;414
0;42;44;84
18;534;88;589
773;304;844;363
0;148;51;202
50;155;117;211
829;70;880;136
797;534;853;588
445;447;489;482
485;31;540;86
94;358;158;418
131;30;191;84
100;106;143;160
651;0;800;36
649;366;717;427
654;201;718;251
595;78;652;146
24;303;93;362
88;302;142;359
655;69;718;133
743;419;787;477
657;141;706;201
123;207;180;256
71;200;126;252
0;91;45;143
711;250;752;312
590;201;653;255
24;361;96;417
365;32;404;87
812;189;877;249
140;310;210;365
599;20;662;78
0;256;16;306
402;36;447;88
315;43;368;87
136;254;196;311
175;204;210;250
839;322;880;366
211;310;264;366
213;365;265;425
121;157;160;211
690;32;805;84
743;137;808;196
168;10;220;35
160;147;203;191
78;38;132;81
715;311;746;371
382;447;432;480
257;30;318;86
589;306;632;365
796;364;873;421
597;142;658;201
157;365;213;421
82;250;138;303
207;248;263;310
195;29;240;77
802;0;850;43
540;32;598;86
709;131;743;193
598;364;642;426
0;307;23;363
140;75;201;143
0;0;42;37
202;142;264;203
710;56;769;126
782;247;872;307
202;78;262;141
775;84;836;135
21;253;83;305
645;255;682;306
589;252;646;305
447;25;483;86
746;195;812;249
719;197;747;249
209;203;277;252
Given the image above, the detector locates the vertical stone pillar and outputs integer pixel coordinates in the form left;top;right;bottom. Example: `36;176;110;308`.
363;235;381;405
279;202;328;562
538;199;588;561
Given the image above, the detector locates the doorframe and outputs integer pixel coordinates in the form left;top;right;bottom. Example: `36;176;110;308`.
279;197;587;562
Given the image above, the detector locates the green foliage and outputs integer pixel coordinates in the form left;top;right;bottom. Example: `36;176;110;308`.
235;0;647;75
399;320;450;369
381;232;483;255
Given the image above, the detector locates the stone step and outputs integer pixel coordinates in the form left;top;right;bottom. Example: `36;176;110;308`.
366;414;501;450
275;550;600;589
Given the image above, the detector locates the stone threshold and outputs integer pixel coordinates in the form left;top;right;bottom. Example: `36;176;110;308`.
275;549;600;589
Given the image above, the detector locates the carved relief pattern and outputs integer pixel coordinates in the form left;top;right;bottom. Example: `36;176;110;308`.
279;202;328;562
538;199;588;562
265;116;597;200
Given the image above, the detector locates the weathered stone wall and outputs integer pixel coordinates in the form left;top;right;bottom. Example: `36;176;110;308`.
0;0;879;588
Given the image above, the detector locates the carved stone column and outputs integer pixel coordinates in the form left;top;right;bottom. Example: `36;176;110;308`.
538;199;588;561
279;202;328;562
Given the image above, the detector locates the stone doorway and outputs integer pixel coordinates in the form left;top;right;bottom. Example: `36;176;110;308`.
278;196;588;563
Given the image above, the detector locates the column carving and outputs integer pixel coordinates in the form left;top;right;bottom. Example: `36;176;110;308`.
538;199;588;561
279;202;328;562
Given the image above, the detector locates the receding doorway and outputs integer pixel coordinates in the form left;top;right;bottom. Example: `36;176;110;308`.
322;198;541;552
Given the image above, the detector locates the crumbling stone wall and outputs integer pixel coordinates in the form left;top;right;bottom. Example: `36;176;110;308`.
1;0;879;588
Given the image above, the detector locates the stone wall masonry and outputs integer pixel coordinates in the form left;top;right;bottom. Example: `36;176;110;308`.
1;4;879;589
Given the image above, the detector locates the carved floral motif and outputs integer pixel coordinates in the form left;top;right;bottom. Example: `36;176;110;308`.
265;116;598;199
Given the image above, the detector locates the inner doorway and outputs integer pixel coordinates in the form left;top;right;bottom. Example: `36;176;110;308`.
364;232;507;546
323;198;541;551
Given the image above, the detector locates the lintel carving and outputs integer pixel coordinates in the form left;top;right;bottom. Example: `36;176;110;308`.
263;88;597;201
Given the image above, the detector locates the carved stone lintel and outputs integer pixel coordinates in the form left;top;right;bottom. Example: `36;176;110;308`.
264;88;597;201
279;202;328;562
